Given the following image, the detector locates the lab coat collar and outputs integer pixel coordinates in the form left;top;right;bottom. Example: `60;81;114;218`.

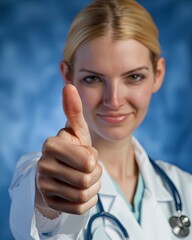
97;137;174;239
98;136;173;205
132;137;173;203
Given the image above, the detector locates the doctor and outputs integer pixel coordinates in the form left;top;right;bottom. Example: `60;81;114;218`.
9;0;192;239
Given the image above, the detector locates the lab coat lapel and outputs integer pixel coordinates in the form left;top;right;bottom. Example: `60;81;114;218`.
99;161;146;240
140;187;173;239
134;138;173;239
109;196;147;239
141;197;173;239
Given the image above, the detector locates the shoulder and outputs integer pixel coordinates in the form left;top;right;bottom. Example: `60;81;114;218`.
156;160;192;182
155;160;192;216
155;160;192;195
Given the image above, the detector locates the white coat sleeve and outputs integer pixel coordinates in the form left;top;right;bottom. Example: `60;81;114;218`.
9;152;90;240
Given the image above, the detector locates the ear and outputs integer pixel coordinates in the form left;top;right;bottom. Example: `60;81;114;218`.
152;57;165;93
60;61;72;84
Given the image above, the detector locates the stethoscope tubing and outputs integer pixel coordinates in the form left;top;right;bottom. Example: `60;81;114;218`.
86;195;129;239
150;158;182;211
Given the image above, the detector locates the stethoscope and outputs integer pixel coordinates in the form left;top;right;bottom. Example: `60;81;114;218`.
86;158;191;239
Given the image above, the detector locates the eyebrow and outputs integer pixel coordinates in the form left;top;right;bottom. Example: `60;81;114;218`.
79;66;149;77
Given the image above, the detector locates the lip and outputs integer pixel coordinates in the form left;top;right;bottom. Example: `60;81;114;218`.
97;113;130;124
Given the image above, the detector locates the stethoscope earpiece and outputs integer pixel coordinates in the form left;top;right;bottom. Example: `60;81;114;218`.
169;214;191;238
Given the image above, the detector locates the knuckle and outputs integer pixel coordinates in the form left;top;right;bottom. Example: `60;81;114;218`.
82;148;97;173
81;156;92;173
42;137;56;155
70;195;98;215
78;190;88;203
74;205;86;215
80;174;91;188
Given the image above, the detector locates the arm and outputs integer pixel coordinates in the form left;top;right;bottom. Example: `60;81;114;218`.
9;85;102;239
9;153;91;240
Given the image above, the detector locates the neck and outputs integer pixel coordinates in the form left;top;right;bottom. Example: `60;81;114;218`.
92;134;138;181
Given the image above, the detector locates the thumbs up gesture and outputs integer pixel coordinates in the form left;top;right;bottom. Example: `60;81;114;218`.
35;84;102;216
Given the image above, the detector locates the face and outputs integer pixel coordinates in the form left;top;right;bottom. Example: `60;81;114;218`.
62;37;164;143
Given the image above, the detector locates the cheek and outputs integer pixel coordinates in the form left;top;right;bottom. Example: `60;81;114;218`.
131;86;153;111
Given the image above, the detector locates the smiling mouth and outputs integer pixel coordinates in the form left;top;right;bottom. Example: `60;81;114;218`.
97;113;130;124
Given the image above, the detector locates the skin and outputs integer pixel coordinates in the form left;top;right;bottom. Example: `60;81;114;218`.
35;36;165;218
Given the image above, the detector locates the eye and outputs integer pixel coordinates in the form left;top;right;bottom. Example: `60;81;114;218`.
82;76;102;84
128;73;145;83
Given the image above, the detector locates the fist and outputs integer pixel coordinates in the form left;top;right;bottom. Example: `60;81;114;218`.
36;84;102;215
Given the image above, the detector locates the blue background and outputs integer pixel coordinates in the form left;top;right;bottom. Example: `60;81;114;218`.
0;1;192;239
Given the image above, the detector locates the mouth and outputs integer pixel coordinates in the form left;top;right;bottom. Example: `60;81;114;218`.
97;113;131;124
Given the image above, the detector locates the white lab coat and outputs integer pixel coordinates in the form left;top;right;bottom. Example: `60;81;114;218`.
9;137;192;240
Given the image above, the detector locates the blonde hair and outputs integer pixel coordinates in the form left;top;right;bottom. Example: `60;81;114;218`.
64;0;160;72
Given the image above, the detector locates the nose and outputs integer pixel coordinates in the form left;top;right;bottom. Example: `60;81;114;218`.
103;81;125;109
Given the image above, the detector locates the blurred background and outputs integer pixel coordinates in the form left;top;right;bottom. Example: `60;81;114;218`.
0;0;192;239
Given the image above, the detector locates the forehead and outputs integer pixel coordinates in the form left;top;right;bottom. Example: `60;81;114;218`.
74;37;151;71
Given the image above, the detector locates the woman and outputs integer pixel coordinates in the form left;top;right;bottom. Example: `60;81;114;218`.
9;0;192;239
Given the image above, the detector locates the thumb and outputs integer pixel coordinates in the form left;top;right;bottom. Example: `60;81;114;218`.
62;84;92;146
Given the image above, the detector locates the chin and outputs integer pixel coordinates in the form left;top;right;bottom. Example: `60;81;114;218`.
96;128;133;142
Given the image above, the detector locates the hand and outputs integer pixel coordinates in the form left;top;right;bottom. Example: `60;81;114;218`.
35;84;102;216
